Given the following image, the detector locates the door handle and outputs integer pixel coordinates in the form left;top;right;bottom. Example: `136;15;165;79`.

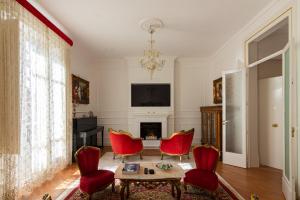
222;120;229;125
272;123;278;128
292;127;295;138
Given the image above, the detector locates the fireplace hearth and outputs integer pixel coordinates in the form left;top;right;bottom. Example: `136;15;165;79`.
140;122;162;140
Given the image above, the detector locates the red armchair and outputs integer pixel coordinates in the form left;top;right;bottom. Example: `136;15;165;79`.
75;146;115;198
184;145;219;195
160;128;194;162
109;129;143;162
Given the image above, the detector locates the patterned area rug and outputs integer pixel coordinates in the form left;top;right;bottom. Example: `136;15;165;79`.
64;181;236;200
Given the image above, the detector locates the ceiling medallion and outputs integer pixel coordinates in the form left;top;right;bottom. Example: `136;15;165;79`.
139;18;165;79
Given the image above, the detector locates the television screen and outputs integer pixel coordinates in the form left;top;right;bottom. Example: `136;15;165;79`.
131;84;170;107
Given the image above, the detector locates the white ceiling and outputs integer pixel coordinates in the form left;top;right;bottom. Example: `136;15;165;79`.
39;0;273;58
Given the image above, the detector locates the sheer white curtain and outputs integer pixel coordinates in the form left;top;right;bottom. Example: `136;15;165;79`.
0;0;72;198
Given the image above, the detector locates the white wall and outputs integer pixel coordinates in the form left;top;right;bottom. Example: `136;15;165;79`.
210;0;296;81
76;57;212;146
71;43;97;115
208;0;299;198
174;58;212;144
209;0;297;165
89;59;129;145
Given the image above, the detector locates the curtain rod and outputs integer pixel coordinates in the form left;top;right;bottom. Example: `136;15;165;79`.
15;0;74;46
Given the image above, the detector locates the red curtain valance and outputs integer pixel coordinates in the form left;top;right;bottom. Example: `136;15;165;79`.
16;0;73;46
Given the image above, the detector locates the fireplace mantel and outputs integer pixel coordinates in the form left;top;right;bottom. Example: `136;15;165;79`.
128;113;170;148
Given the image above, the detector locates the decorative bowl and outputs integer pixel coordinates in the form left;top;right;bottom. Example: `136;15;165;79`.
156;163;173;170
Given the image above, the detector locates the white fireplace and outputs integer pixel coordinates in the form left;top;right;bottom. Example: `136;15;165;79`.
128;113;169;147
126;56;175;148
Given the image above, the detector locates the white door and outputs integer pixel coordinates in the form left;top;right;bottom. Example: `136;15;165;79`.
222;69;247;168
282;44;296;200
258;77;283;169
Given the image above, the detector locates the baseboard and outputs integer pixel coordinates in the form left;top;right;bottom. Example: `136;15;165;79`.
282;175;292;200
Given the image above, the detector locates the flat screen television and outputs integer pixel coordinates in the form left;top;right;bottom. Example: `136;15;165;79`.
131;84;170;107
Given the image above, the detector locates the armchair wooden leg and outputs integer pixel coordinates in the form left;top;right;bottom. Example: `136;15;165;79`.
161;154;164;160
140;152;143;160
183;183;187;191
171;184;175;197
112;181;115;192
187;153;190;159
126;183;130;198
79;191;90;200
179;156;182;162
122;156;125;163
113;153;116;160
209;191;217;199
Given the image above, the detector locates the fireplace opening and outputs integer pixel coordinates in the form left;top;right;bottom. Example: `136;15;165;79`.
140;122;162;140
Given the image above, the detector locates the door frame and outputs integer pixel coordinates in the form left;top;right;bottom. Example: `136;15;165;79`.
245;8;292;165
282;43;295;200
244;8;297;200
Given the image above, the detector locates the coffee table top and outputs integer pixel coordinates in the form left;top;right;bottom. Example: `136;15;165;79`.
114;162;185;180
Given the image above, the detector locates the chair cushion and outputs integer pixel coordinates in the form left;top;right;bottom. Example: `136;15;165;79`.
80;170;115;195
184;169;218;191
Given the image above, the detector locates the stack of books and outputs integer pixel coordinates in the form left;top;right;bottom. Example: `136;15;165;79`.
122;163;140;174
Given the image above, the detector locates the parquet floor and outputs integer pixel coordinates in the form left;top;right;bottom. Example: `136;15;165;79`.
26;148;284;200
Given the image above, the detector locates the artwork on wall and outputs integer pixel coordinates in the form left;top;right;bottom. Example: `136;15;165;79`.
213;77;222;104
72;74;89;104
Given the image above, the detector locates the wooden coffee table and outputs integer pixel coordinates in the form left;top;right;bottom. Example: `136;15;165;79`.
115;162;185;200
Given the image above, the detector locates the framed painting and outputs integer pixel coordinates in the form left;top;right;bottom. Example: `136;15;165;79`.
213;77;222;104
72;75;89;104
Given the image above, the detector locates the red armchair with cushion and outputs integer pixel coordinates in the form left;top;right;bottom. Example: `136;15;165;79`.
109;129;143;162
184;145;219;195
75;146;115;198
160;128;194;162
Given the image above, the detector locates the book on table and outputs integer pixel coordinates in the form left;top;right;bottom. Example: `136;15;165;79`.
122;163;140;174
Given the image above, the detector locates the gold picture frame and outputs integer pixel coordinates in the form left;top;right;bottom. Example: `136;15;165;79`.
72;75;89;104
213;77;222;104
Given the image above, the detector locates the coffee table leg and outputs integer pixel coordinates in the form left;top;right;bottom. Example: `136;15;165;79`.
171;182;175;197
174;180;181;200
120;180;127;200
126;182;130;198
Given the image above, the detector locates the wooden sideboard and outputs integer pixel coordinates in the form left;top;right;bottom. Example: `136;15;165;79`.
200;106;222;159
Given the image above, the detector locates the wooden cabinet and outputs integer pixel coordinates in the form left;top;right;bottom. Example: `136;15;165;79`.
200;106;222;159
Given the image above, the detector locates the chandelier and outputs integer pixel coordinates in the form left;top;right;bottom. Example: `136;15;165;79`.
139;18;165;79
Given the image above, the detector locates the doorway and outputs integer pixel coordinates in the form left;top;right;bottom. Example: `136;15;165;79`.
245;10;295;200
249;56;283;170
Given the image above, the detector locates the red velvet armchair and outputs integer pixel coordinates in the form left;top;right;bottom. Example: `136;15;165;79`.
109;129;144;162
75;146;115;199
160;128;194;162
184;145;219;195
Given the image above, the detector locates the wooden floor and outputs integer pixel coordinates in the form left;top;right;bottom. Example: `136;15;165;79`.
216;162;285;200
23;164;80;200
26;148;285;200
